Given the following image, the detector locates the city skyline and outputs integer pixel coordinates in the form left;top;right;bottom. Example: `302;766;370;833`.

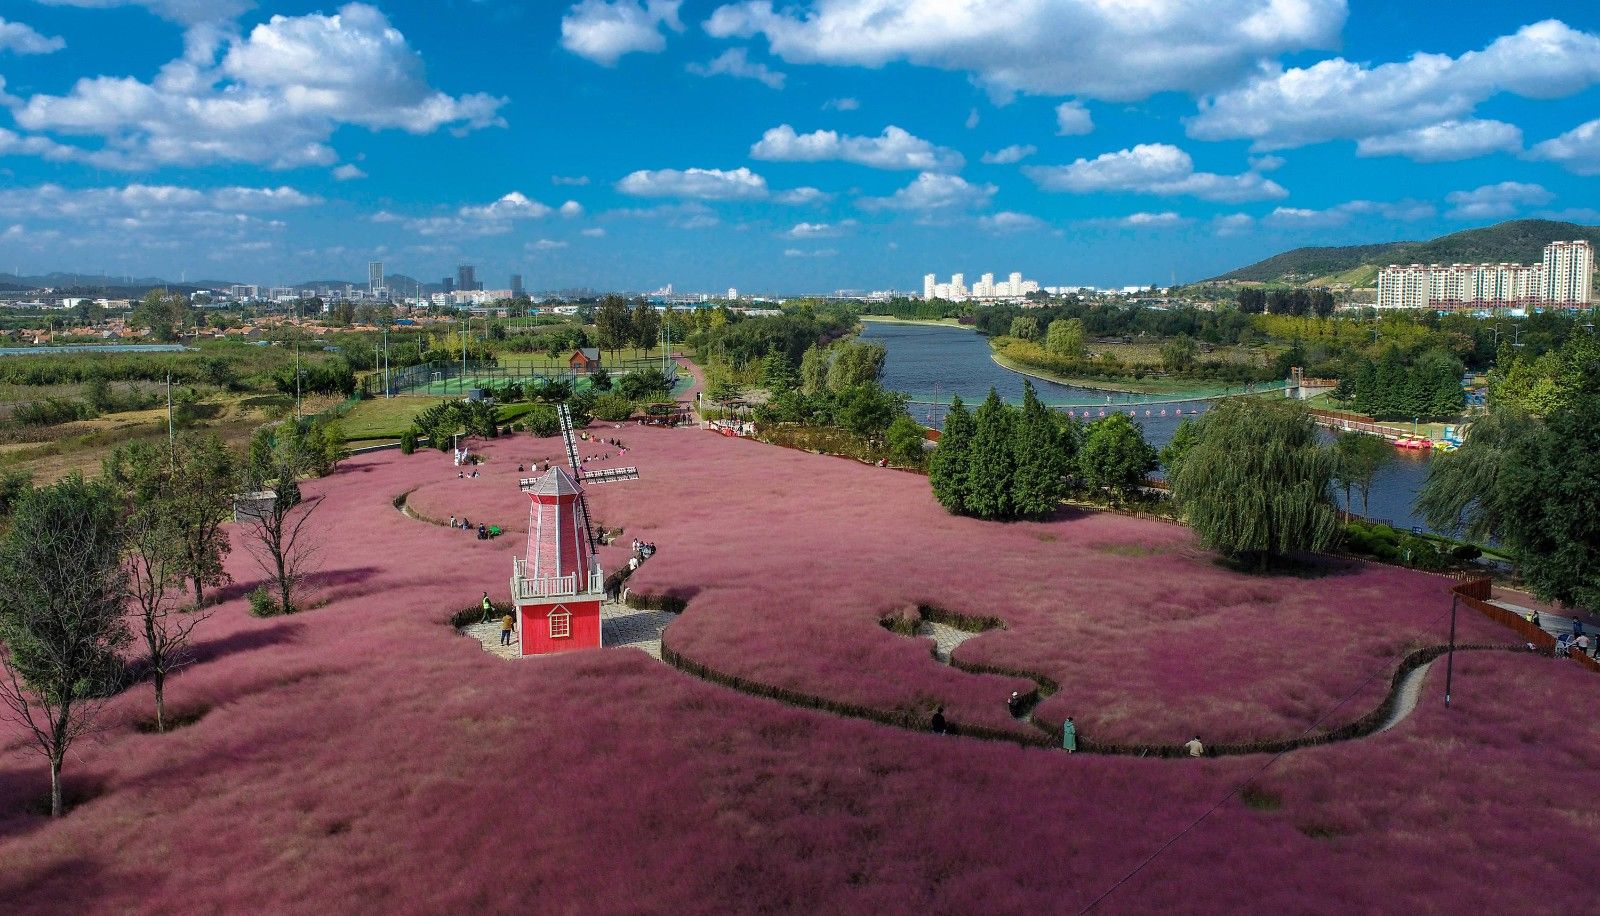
0;1;1595;290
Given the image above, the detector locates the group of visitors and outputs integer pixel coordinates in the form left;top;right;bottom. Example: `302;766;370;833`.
627;539;657;571
458;469;480;479
447;515;492;540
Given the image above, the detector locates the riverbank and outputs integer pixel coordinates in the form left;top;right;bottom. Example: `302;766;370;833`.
990;348;1279;399
858;316;970;329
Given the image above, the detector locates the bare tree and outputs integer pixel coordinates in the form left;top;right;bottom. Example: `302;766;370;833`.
237;479;320;615
0;476;130;817
124;509;213;732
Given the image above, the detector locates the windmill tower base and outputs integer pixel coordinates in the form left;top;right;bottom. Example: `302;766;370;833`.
515;596;603;656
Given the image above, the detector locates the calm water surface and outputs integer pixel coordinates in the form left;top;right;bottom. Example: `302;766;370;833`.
860;320;1436;533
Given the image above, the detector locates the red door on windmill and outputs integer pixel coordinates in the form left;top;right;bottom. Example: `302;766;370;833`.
510;467;603;655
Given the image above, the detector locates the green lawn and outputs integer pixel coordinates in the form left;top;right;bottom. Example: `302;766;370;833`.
340;396;447;441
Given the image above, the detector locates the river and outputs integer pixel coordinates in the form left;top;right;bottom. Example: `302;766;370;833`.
859;320;1437;533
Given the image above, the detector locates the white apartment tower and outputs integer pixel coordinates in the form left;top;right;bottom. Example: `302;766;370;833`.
1377;241;1593;310
368;260;383;293
924;273;937;299
1544;240;1594;305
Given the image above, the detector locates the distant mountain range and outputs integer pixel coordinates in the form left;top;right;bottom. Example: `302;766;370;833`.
1210;219;1600;287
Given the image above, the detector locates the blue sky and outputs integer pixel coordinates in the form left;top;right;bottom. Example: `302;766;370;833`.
0;0;1596;293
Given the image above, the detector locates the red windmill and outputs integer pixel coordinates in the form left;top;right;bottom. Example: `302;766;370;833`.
510;404;637;656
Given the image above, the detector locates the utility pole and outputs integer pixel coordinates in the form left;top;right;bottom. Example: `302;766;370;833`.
1444;595;1459;708
383;323;391;398
166;371;174;452
294;301;302;420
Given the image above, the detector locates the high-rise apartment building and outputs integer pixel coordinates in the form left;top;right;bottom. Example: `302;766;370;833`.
1377;241;1594;310
442;277;454;294
368;260;383;293
457;264;479;292
510;274;524;297
922;270;1041;301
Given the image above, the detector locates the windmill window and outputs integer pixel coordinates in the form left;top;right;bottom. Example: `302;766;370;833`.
548;606;571;639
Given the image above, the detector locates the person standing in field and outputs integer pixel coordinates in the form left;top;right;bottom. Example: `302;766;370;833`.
500;612;516;646
930;707;947;734
1062;717;1077;753
1185;735;1205;758
480;591;493;623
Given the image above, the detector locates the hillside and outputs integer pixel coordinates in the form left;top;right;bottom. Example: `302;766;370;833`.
1213;219;1600;285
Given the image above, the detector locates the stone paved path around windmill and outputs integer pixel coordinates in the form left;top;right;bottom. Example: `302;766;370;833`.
460;601;676;660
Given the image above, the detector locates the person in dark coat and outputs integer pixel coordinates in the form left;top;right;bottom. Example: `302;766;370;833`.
930;706;947;734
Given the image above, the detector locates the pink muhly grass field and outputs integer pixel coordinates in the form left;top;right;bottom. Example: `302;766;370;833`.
0;422;1591;913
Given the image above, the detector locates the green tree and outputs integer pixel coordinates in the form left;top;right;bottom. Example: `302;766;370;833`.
105;433;235;607
1011;381;1072;515
834;384;904;439
1044;318;1085;358
0;476;130;817
238;441;319;616
1331;432;1392;519
1172;398;1338;570
1079;412;1157;503
589;367;612;392
761;352;798;392
929;396;974;514
1498;396;1600;611
1009;315;1042;342
1415;407;1539;543
826;341;886;392
130;290;176;342
631;301;662;351
964;390;1018;519
799;345;829;395
1160;336;1198;371
1160;416;1205;480
595;296;632;356
886;415;927;467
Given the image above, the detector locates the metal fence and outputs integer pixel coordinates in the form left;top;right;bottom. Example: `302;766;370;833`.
366;357;678;398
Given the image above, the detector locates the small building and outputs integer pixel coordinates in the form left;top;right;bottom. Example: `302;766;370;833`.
569;348;601;373
510;467;603;655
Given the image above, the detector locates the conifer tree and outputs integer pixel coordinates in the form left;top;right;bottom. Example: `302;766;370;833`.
966;390;1018;519
1011;381;1071;515
929;396;973;513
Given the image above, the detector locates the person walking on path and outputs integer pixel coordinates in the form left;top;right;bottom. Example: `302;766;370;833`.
500;612;516;646
1008;691;1024;718
1062;718;1077;753
1185;735;1206;758
930;706;947;735
479;591;494;623
1577;634;1591;658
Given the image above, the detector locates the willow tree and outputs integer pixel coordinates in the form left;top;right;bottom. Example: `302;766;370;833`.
1415;408;1535;543
1172;398;1338;571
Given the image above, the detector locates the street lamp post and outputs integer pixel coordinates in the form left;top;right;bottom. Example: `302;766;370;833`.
1444;595;1459;708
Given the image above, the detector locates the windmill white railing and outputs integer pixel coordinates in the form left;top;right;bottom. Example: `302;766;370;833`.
511;557;604;600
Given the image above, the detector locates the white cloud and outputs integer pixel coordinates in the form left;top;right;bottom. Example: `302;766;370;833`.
0;17;66;54
561;0;683;66
1443;182;1553;220
977;211;1044;233
1113;211;1187;228
981;144;1035;165
529;239;570;251
1024;143;1287;203
687;47;785;88
1188;19;1600;157
858;172;996;211
0;183;319;221
784;247;837;258
10;3;506;170
459;192;554;221
1054;100;1093;136
965;108;980;130
751;124;963;171
705;0;1346;100
1354;119;1522;162
616;166;768;199
785;220;855;238
560;200;585;217
773;186;833;205
35;0;251;27
332;163;366;181
822;97;859;111
1248;154;1284;171
553;175;592;186
1265;199;1434;227
1213;213;1255;235
1529;118;1600;176
581;227;607;237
